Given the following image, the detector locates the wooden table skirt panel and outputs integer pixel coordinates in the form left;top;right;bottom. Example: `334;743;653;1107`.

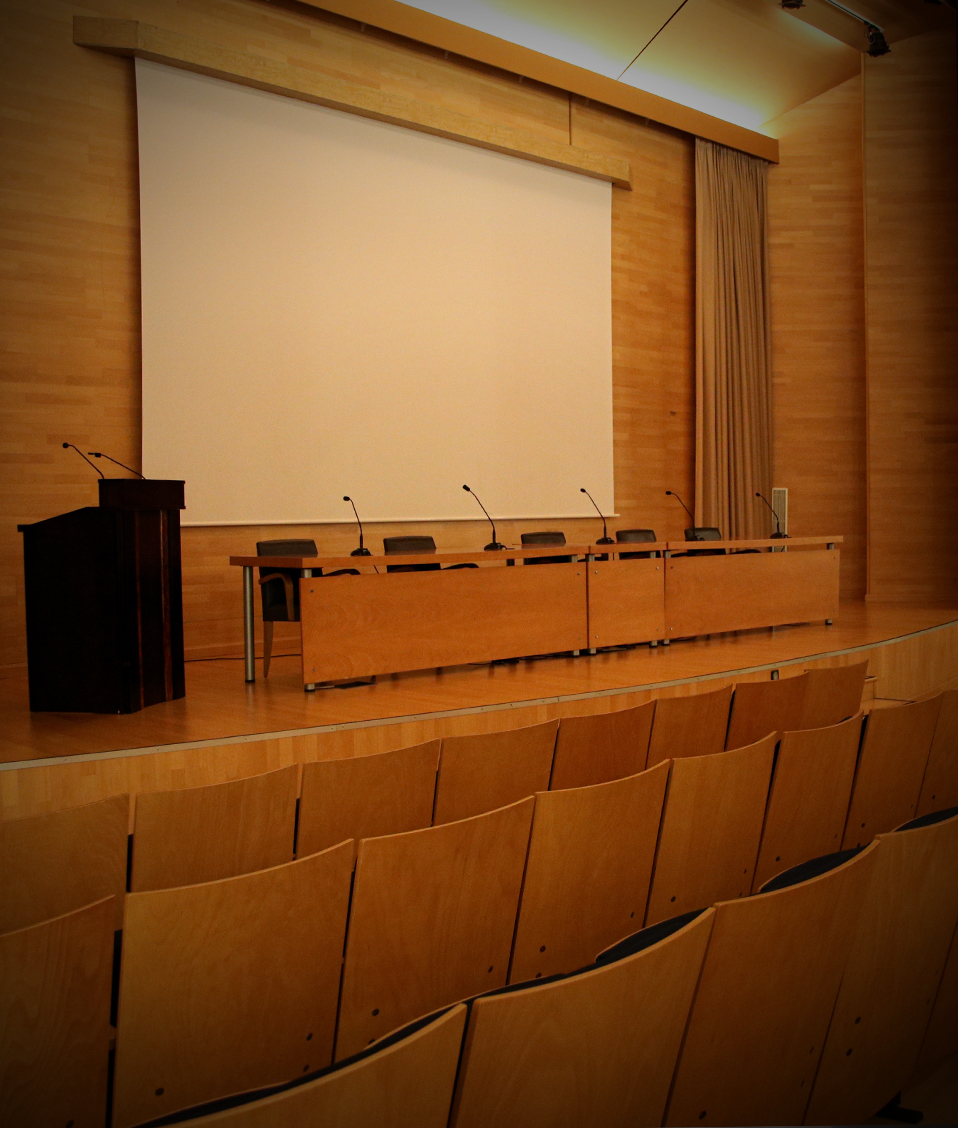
664;550;840;639
585;558;666;648
300;564;588;685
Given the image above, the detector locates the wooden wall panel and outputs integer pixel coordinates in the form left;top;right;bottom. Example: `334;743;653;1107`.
766;74;867;600
863;30;958;602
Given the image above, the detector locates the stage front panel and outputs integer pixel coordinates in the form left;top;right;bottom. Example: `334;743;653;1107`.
587;558;666;647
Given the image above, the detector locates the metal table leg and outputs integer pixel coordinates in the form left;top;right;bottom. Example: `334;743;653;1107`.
243;565;256;682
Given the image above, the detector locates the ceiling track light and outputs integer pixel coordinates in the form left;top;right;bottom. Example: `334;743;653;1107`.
780;0;805;8
785;0;892;56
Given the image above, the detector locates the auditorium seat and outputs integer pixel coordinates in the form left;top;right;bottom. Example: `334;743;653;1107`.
842;696;942;848
645;733;776;925
664;841;879;1127
916;916;958;1078
752;712;862;891
510;760;669;982
134;1005;468;1128
0;896;115;1128
916;689;958;816
433;721;558;825
614;527;658;558
336;798;534;1060
805;808;958;1125
520;530;574;564
383;535;477;572
799;660;869;729
724;672;809;749
112;841;354;1128
451;908;714;1128
297;741;440;856
549;701;654;790
0;793;128;932
129;765;298;892
646;683;734;767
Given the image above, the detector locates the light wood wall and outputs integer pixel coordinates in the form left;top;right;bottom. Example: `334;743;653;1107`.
863;31;958;602
766;74;867;599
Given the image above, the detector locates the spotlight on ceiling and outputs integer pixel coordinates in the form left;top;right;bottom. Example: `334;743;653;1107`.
866;23;891;55
780;0;805;7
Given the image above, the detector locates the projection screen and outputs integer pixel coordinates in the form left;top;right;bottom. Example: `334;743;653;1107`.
136;60;614;526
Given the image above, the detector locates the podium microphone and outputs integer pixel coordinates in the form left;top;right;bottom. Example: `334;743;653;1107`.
463;485;505;550
755;492;788;538
343;496;372;556
580;488;614;544
666;490;703;538
63;442;103;478
88;451;144;477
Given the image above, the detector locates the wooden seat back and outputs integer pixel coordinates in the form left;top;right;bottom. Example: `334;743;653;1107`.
112;841;354;1128
753;713;862;891
646;683;734;768
0;794;128;931
451;910;715;1128
916;918;958;1078
916;689;958;817
297;741;439;856
130;765;298;891
433;722;557;825
800;660;868;729
510;761;669;982
842;696;941;848
725;673;809;750
645;733;776;925
549;702;654;790
336;798;534;1060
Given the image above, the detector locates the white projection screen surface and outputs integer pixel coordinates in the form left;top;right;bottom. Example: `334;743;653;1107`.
136;60;614;526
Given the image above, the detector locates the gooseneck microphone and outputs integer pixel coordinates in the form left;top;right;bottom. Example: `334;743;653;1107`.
463;485;505;551
88;451;144;477
63;442;104;478
343;496;371;556
580;488;614;544
755;492;788;538
666;490;702;538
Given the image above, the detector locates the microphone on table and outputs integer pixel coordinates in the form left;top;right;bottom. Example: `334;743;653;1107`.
462;485;506;550
755;492;788;538
87;451;144;477
343;496;372;556
580;487;614;544
666;490;702;538
63;442;104;478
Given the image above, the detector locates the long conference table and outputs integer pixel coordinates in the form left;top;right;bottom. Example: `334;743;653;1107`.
230;537;841;691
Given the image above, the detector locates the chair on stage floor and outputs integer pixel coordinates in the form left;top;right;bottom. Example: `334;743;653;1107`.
297;741;440;856
800;660;869;729
129;765;298;892
112;841;354;1128
520;530;574;564
917;689;958;817
383;535;478;573
725;673;809;750
433;722;558;825
549;701;655;791
510;760;669;982
450;909;714;1128
645;733;776;925
257;539;359;676
614;528;658;558
646;683;734;768
0;794;129;933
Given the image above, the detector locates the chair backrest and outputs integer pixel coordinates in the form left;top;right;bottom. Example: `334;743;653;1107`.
550;701;655;791
297;741;440;857
451;909;714;1128
336;798;534;1061
752;712;862;892
434;722;558;825
842;696;941;848
256;539;318;557
725;673;809;750
153;1005;468;1128
684;526;721;540
917;688;958;817
645;733;776;925
0;897;115;1128
112;841;354;1128
806;811;958;1125
130;765;298;892
916;915;958;1077
799;660;868;729
665;842;879;1128
646;683;734;768
256;540;318;618
510;760;669;982
0;793;129;932
615;528;656;543
383;535;440;572
521;531;566;546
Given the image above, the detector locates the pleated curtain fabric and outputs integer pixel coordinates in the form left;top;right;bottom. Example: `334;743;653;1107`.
694;138;773;539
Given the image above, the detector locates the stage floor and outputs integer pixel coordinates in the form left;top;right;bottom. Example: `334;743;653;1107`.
2;601;957;765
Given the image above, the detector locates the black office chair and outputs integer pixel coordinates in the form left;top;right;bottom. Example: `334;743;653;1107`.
521;531;574;565
615;528;657;559
382;535;478;573
257;539;358;675
679;526;726;557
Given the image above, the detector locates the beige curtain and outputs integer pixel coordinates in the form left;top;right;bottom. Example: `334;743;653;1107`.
695;138;772;539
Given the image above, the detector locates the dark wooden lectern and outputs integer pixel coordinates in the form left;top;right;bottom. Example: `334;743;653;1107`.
19;479;186;713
